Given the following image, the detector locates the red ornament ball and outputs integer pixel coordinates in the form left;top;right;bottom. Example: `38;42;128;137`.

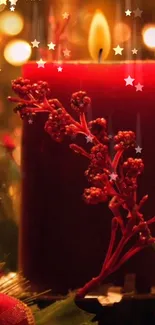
0;293;35;325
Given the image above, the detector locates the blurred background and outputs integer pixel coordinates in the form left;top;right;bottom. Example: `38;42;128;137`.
0;0;155;273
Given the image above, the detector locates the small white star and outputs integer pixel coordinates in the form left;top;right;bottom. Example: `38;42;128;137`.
133;8;143;17
57;66;63;72
86;135;93;143
36;58;46;68
135;146;142;153
0;0;7;4
62;12;69;19
135;83;144;92
108;134;113;139
31;39;40;48
63;48;71;57
109;172;118;181
113;45;124;55
28;119;33;124
132;48;138;54
9;0;18;5
125;9;132;16
47;42;56;50
124;75;135;86
10;6;15;11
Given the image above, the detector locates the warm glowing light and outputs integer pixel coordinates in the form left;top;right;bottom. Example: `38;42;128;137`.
113;22;131;43
12;146;21;166
4;40;31;66
142;25;155;49
88;10;111;61
0;4;6;12
0;11;23;35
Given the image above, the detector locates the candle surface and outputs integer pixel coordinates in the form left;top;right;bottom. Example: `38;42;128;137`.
21;61;155;294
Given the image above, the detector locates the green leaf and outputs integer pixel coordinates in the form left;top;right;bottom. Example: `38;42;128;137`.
35;294;97;325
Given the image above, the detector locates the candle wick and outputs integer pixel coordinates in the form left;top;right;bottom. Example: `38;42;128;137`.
98;48;103;63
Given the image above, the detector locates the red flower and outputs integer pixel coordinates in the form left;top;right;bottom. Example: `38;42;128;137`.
11;77;52;101
83;187;108;204
71;91;91;114
123;158;144;177
45;108;72;142
2;135;16;151
90;144;109;169
114;131;136;150
88;118;109;143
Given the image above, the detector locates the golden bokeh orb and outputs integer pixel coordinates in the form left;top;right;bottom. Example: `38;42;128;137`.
142;25;155;49
0;11;23;35
113;22;131;43
4;40;32;66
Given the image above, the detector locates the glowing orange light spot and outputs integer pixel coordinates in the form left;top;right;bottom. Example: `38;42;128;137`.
142;25;155;49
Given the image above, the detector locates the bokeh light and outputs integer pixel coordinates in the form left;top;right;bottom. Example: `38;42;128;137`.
113;22;131;43
4;40;31;66
0;4;6;12
142;25;155;49
0;11;23;35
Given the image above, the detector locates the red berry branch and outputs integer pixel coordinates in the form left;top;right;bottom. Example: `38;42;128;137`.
8;78;155;299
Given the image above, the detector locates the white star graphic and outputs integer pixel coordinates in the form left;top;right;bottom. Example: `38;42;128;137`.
86;135;93;143
57;66;63;72
135;83;144;92
125;9;132;16
108;134;113;139
36;58;46;68
0;0;7;4
113;45;124;55
62;12;69;19
28;119;33;124
47;42;56;50
109;172;118;181
10;6;15;11
132;48;138;54
135;146;142;153
63;48;71;57
124;75;135;86
31;39;40;48
9;0;18;5
133;8;143;17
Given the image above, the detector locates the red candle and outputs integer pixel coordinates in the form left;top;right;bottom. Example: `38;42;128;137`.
20;11;155;294
21;60;155;294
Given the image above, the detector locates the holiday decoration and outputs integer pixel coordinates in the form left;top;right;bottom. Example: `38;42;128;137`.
0;293;35;325
0;270;95;325
34;294;96;325
0;272;30;299
8;78;155;300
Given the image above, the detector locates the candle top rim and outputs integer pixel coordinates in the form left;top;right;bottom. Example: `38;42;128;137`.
24;60;155;65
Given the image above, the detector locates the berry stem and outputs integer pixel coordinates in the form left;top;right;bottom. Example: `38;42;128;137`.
80;112;89;132
102;217;118;267
147;216;155;225
112;245;145;273
69;144;90;159
112;149;124;172
76;213;150;298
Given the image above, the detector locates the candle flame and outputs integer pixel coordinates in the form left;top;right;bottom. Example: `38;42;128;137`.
88;10;111;61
